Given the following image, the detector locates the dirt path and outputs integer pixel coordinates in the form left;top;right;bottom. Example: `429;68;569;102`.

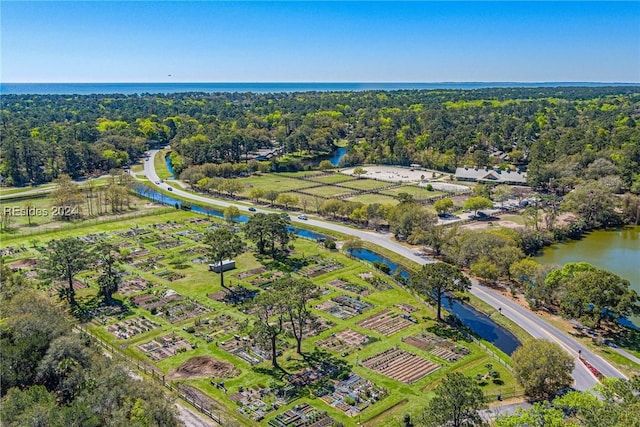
175;404;218;427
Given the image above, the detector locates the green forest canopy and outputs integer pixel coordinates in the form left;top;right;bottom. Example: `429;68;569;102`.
1;87;639;191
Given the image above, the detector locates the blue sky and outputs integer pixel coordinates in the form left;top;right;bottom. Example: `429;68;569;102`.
1;1;638;83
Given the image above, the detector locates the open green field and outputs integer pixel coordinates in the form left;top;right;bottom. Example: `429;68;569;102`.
237;174;317;195
4;209;523;426
338;178;394;191
277;170;325;179
308;174;359;184
0;194;166;241
299;185;354;198
0;183;56;197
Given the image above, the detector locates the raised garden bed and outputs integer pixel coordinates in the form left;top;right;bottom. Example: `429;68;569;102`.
138;333;193;361
106;316;161;340
402;332;470;362
356;309;415;336
361;348;441;384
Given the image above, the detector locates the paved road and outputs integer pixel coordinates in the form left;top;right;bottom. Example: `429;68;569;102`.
143;150;626;391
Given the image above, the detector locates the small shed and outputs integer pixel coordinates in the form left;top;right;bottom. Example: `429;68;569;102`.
209;260;236;273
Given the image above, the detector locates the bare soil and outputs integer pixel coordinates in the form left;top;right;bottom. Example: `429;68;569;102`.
168;356;240;380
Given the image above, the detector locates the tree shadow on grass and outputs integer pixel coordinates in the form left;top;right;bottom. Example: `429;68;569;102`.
611;326;640;352
261;254;314;274
252;365;289;381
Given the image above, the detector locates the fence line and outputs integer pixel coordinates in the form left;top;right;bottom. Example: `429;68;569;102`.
75;324;231;426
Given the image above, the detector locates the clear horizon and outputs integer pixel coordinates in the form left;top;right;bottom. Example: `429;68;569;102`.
2;2;639;83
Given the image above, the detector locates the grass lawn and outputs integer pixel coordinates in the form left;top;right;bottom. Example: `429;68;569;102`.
499;214;526;225
237;175;316;195
0;183;56;196
154;150;173;180
299;185;354;198
0;194;167;241
338;178;392;191
308;174;358;184
277;170;325;179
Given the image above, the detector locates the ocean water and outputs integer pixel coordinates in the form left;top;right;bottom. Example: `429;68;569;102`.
1;82;635;95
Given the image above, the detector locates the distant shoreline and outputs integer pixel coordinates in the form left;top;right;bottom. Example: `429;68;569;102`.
2;82;638;95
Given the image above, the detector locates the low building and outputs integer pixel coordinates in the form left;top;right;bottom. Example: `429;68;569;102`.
209;260;236;273
454;167;527;185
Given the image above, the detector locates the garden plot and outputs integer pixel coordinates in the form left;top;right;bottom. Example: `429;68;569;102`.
153;268;185;282
138;333;193;361
402;333;470;362
118;277;152;296
316;329;372;355
132;291;183;311
327;278;371;296
78;232;110;243
128;247;151;258
187;218;212;225
300;257;344;278
268;403;335;427
209;286;259;305
54;279;87;291
361;348;441;384
168;356;240;380
151;222;184;231
153;239;184;250
131;255;164;271
237;267;268;279
315;296;372;320
160;299;212;324
116;227;152;238
318;373;386;417
229;385;293;422
183;314;244;342
358;272;394;291
248;270;286;288
396;303;417;313
284;315;334;340
219;336;273;365
356;309;415;336
1;246;28;257
87;304;127;324
106;316;160;340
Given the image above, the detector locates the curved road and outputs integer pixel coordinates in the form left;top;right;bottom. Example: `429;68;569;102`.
143;150;626;391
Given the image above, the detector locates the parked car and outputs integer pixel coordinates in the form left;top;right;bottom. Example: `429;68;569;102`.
167;187;173;192
248;207;256;212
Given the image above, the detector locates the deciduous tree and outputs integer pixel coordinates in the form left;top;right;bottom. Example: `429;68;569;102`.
511;339;574;400
204;228;244;292
420;372;486;427
39;237;92;307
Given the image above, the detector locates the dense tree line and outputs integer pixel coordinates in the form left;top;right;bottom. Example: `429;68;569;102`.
2;87;639;189
0;266;179;426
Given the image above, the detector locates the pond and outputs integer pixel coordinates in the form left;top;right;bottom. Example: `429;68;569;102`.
132;185;325;241
536;226;640;327
328;146;347;167
348;248;521;354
